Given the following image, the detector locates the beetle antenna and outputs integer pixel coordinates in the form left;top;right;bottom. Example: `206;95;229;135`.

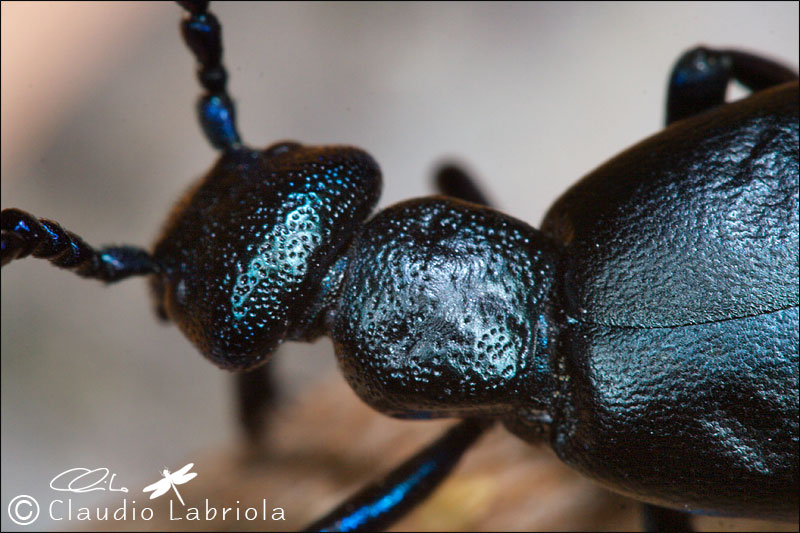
177;1;242;150
1;209;157;281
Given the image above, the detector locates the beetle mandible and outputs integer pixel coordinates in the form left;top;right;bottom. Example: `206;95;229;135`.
1;2;800;528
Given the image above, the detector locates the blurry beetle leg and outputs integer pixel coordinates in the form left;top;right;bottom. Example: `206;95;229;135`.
642;503;693;533
667;47;798;124
236;363;275;445
305;419;493;532
434;163;494;207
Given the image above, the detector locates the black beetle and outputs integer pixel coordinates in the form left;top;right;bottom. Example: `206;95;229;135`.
1;2;800;528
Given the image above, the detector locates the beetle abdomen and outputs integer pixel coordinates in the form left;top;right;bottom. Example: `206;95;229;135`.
542;82;799;328
538;81;799;518
552;306;799;519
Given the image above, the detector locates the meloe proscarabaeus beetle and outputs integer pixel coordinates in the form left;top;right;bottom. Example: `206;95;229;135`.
1;2;796;528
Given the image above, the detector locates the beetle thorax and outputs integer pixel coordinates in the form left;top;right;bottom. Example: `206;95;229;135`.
331;198;558;418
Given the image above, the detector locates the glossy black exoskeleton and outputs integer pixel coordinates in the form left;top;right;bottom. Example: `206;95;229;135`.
1;3;797;532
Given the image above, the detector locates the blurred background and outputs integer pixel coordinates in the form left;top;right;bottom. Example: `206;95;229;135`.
2;2;798;531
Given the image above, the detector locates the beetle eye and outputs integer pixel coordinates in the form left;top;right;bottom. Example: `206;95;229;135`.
175;278;189;307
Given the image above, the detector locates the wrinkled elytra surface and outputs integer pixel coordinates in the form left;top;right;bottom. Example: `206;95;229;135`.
543;82;799;327
536;82;799;519
151;143;380;369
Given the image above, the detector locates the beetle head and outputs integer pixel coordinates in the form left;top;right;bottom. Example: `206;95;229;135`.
151;143;381;370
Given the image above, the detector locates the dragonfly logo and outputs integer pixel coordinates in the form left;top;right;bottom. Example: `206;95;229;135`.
142;463;197;506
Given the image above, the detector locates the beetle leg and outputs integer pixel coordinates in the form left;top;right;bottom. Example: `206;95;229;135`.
1;208;156;281
666;47;798;124
235;362;275;445
434;163;493;207
641;503;694;533
723;49;800;91
304;418;492;532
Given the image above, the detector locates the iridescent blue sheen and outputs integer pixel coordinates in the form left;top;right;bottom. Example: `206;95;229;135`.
12;219;30;233
333;461;435;532
199;94;240;150
151;143;381;369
